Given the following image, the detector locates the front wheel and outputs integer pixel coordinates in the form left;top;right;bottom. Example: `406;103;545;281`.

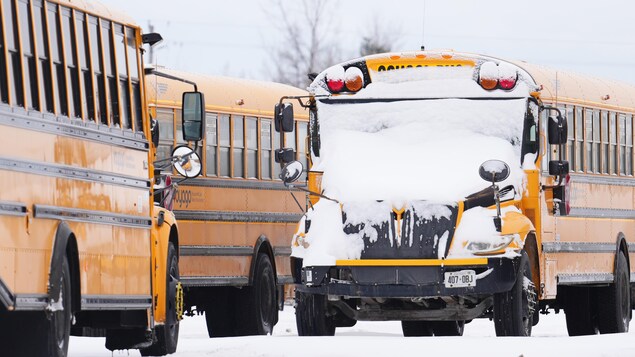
295;291;335;336
597;251;631;333
141;242;180;356
493;251;536;336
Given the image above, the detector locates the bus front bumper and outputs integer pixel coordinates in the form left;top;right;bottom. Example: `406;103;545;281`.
291;256;520;298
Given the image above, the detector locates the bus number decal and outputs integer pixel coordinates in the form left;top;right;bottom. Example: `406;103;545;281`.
175;189;192;208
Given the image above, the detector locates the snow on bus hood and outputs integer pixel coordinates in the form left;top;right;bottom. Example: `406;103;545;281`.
312;98;527;202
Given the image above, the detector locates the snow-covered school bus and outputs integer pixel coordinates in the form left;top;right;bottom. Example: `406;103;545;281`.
277;50;634;336
145;68;308;337
0;1;204;356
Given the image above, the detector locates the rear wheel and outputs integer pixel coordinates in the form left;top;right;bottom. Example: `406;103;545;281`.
141;242;180;356
564;286;599;336
493;251;536;336
431;320;465;336
401;321;433;336
237;253;278;335
597;252;631;334
296;291;335;336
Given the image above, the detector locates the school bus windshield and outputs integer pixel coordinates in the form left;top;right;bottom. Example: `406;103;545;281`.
312;98;532;202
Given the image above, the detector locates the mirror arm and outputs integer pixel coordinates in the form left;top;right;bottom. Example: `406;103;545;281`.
145;68;198;92
285;183;339;204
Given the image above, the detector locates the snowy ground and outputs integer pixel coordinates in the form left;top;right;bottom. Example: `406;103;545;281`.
69;305;635;357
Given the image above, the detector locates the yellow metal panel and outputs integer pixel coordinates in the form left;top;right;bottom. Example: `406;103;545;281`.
335;258;488;267
179;256;252;278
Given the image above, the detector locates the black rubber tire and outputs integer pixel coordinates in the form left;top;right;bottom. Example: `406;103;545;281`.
431;320;465;336
296;291;335;336
205;289;238;337
49;258;72;357
141;242;180;356
401;321;433;336
564;286;599;336
237;253;278;335
597;252;631;334
493;251;535;336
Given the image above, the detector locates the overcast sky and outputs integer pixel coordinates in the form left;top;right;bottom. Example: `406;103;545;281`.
99;0;635;86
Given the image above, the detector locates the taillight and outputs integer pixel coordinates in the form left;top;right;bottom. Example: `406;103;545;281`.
345;67;364;92
326;66;345;93
478;61;518;91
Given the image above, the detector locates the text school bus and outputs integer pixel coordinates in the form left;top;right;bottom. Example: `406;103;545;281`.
277;50;634;336
0;1;205;356
145;68;308;336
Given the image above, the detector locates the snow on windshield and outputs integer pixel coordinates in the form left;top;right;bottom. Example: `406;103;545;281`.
312;98;528;202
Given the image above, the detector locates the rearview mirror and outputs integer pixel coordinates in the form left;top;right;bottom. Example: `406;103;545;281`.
479;160;510;183
275;148;295;164
182;92;205;142
172;145;202;178
281;161;303;184
274;103;294;133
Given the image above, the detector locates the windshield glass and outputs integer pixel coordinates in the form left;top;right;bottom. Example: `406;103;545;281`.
312;98;529;202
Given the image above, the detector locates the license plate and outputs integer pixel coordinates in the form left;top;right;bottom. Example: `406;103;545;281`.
444;270;476;288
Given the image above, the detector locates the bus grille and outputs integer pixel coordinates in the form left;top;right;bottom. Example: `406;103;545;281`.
342;202;459;259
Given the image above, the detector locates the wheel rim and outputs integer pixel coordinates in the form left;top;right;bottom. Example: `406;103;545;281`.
166;255;179;339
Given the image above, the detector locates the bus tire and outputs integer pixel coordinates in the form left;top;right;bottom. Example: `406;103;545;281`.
141;242;180;356
493;251;535;336
401;321;433;336
205;289;237;337
295;291;335;336
237;253;277;335
564;286;598;336
431;320;465;336
597;251;630;334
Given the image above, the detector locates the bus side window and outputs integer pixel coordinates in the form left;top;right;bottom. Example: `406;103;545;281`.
205;113;217;176
61;7;79;118
575;106;583;172
610;113;618;175
18;0;38;110
156;109;174;171
75;12;93;121
126;27;142;131
4;0;23;106
246;117;257;179
619;113;628;175
47;3;67;116
233;115;244;178
33;0;54;113
88;16;105;124
626;114;633;176
261;119;272;179
273;122;280;180
219;114;230;177
101;20;118;125
113;24;129;128
0;0;11;103
601;111;609;174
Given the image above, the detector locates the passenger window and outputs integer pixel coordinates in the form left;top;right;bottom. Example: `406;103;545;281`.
114;24;129;128
566;106;574;170
246;117;258;179
101;21;118;125
126;27;141;130
219;114;230;177
601;111;608;174
205;113;218;176
575;107;583;172
261;119;272;179
18;0;38;110
233;115;244;178
297;121;308;181
156;109;174;172
47;3;67;115
33;0;53;113
61;7;79;118
89;16;106;124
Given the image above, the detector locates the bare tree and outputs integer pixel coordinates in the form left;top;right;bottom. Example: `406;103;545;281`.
266;0;340;88
359;14;403;56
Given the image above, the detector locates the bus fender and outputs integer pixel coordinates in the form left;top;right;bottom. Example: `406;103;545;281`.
249;235;276;286
49;221;79;311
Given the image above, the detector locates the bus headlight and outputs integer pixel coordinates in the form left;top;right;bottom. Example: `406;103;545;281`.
465;234;517;255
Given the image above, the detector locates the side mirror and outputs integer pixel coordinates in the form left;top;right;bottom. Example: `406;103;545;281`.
548;115;568;145
172;145;202;178
280;161;303;184
182;92;205;142
274;148;295;164
150;117;160;148
274;103;294;133
549;160;570;176
479;160;510;183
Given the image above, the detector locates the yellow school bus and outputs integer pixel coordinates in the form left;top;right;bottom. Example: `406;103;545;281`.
0;1;204;356
146;68;308;337
279;50;634;337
